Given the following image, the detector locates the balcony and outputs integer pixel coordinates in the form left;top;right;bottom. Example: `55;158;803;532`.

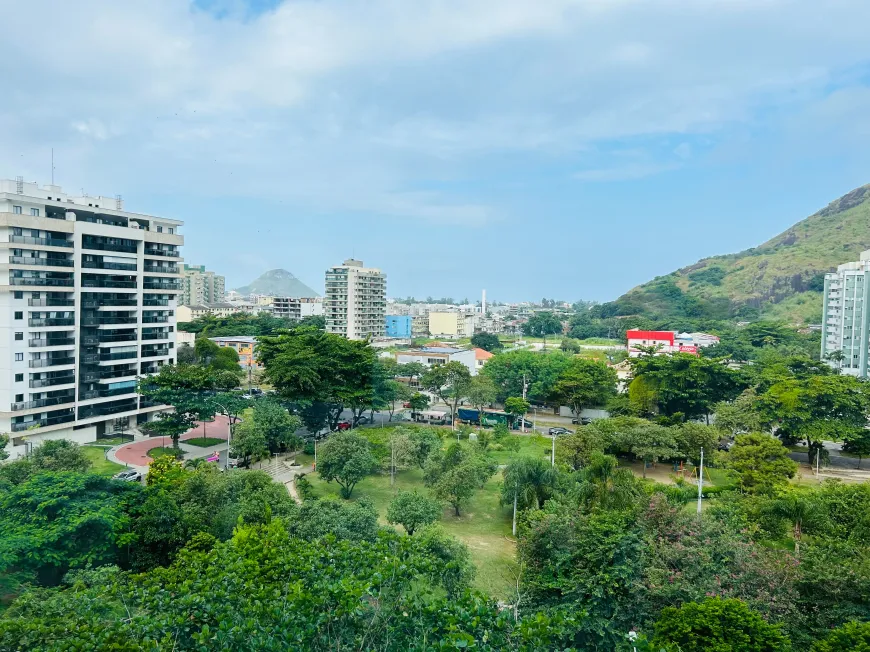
82;236;137;254
10;256;74;268
29;337;75;348
81;277;137;289
29;356;75;368
81;315;137;326
9;235;72;248
99;351;138;362
11;411;75;432
141;348;171;358
80;386;137;400
142;315;169;324
97;332;138;344
78;398;139;419
82;298;138;308
82;260;138;272
97;367;138;380
29;318;75;327
11;394;76;411
30;374;76;388
11;277;74;287
143;280;181;291
29;298;74;307
141;332;169;340
143;264;179;274
143;298;170;307
143;247;180;258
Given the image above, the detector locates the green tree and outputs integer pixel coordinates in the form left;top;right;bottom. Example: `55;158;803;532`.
424;443;496;516
230;416;268;466
651;597;790;652
501;456;558;512
552;358;617;419
0;432;10;461
727;433;797;494
758;374;870;464
421;361;472;429
250;399;302;454
768;492;824;557
616;422;680;478
811;621;870;652
714;388;763;437
504;396;531;428
674;422;721;466
408;392;429;419
383;380;412;421
629;353;744;422
0;472;138;587
407;426;442;468
576;452;642;511
466;375;497;425
481;349;572;403
257;328;377;432
386;489;442;535
397;361;426;386
29;439;91;473
470;332;503;352
522;311;563;347
316;431;378;499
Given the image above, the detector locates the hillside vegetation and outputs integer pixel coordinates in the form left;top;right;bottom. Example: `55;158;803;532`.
615;184;870;323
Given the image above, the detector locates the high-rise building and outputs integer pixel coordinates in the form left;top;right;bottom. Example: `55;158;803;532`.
0;178;183;459
180;264;225;305
324;259;386;340
821;251;870;376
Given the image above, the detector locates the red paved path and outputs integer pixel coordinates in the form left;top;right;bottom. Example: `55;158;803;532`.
114;415;231;466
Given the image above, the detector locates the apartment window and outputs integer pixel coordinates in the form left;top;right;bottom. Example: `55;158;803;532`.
12;205;22;214
12;227;21;236
31;292;39;299
14;353;23;362
14;332;22;341
14;374;23;382
13;291;22;299
15;394;23;402
156;226;163;233
30;208;39;217
14;311;22;320
168;227;174;234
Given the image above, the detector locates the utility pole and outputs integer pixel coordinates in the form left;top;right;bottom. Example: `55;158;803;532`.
512;486;518;536
521;373;528;433
390;435;395;487
551;432;556;467
696;447;704;515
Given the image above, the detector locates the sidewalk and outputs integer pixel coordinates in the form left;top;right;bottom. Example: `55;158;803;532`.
111;416;231;468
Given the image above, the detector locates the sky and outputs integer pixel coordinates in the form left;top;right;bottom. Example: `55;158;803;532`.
2;0;870;303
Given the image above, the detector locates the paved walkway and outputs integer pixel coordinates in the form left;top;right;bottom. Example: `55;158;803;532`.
110;416;232;468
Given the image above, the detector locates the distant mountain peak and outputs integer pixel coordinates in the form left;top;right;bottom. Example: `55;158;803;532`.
234;269;320;298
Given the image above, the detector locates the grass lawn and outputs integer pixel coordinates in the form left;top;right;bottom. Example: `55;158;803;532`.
147;446;181;460
81;445;126;477
574;338;623;347
306;466;516;599
184;437;227;447
88;436;132;446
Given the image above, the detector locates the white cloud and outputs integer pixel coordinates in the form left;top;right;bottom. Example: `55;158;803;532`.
0;0;868;222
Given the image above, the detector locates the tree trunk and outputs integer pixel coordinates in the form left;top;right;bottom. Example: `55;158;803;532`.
794;522;801;557
642;458;647;479
453;502;461;516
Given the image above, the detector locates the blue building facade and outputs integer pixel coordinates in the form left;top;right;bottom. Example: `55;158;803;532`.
385;315;412;338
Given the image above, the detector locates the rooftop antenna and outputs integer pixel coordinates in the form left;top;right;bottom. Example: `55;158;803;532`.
115;194;123;210
15;176;23;194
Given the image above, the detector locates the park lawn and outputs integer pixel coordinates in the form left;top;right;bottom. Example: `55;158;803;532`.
81;445;126;477
574;338;623;347
486;434;552;465
306;467;516;599
87;436;131;446
184;437;226;447
147;446;181;460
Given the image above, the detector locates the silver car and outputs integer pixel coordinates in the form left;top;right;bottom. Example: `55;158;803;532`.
113;469;142;482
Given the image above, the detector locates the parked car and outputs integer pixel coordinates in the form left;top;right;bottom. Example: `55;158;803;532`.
356;416;370;425
549;427;571;436
336;421;352;431
571;417;593;425
402;402;412;408
113;469;142;482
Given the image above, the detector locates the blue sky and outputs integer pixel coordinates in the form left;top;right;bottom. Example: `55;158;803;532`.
2;0;870;302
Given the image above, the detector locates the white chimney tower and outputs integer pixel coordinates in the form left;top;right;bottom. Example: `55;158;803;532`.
481;289;486;315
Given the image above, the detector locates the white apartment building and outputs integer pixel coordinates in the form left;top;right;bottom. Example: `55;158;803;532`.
325;259;386;340
269;297;323;320
0;178;183;460
180;264;225;305
821;252;870;376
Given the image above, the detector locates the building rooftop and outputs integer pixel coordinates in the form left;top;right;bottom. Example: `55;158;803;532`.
474;348;494;360
209;336;257;344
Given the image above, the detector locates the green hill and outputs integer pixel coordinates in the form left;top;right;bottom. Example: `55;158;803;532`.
234;269;320;298
615;184;870;324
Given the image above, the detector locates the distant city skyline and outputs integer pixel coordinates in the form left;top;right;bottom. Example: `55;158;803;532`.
3;1;870;302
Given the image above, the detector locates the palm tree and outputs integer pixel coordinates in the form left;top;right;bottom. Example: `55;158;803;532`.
769;493;823;557
184;458;206;470
825;349;846;371
576;453;640;511
501;457;559;536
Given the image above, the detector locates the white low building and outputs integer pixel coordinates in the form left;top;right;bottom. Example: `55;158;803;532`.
395;346;477;375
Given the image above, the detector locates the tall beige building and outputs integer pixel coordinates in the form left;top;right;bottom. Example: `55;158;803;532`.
180;264;225;305
325;259;386;340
